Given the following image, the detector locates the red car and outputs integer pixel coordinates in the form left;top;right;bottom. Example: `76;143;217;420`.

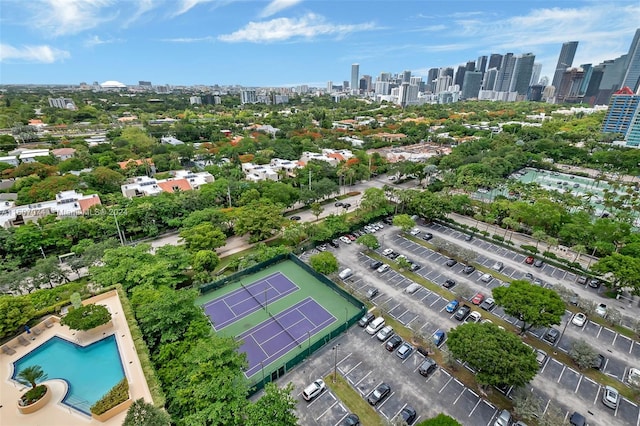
525;256;535;265
471;292;485;305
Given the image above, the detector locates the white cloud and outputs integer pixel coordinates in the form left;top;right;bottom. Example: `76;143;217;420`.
32;0;116;37
259;0;303;18
0;44;70;63
173;0;237;16
218;13;377;43
160;36;216;43
123;0;156;27
84;35;120;47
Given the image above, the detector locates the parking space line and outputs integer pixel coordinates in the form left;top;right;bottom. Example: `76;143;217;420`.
596;327;603;338
315;399;339;421
631;340;636;354
343;361;361;376
452;383;466;404
557;365;567;383
612;333;618;346
542;398;551;415
593;385;601;405
377;392;395;415
439;376;453;393
352;371;372;389
394;403;408;423
469;399;482;417
337;353;352;367
307;389;333;408
575;375;583;393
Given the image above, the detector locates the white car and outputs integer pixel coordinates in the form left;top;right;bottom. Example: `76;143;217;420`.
376;325;394;341
382;248;394;256
492;261;504;271
465;311;481;323
571;312;587;327
627;368;640;387
302;379;326;401
339;236;351;244
377;264;390;273
480;273;493;283
410;228;421;236
596;303;607;317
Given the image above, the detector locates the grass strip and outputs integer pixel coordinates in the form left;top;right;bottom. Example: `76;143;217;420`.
324;373;384;426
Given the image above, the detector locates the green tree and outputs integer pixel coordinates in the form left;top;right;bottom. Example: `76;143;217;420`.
245;382;298;426
393;214;415;232
356;234;379;250
17;365;48;390
591;253;640;295
568;339;598;370
179;223;227;253
310;202;323;221
192;250;220;273
234;200;285;242
123;398;171;426
512;389;542;422
309;251;339;275
416;413;461;425
492;280;565;334
0;296;35;338
447;322;538;388
61;304;112;331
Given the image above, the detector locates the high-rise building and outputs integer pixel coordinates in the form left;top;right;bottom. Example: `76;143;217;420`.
601;87;640;134
495;53;516;92
379;72;391;82
360;75;372;92
351;64;359;95
556;68;585;103
527;85;545;102
625;103;640;147
427;68;439;93
476;56;488;75
374;80;390;95
402;70;412;83
241;90;257;104
510;53;536;95
578;64;593;96
440;67;454;79
595;54;629;105
622;28;640;92
327;81;333;92
488;54;503;70
462;71;483;99
530;63;542;86
483;68;499;91
552;41;579;89
435;75;452;94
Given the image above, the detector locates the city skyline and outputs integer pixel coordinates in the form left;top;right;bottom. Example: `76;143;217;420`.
1;0;639;87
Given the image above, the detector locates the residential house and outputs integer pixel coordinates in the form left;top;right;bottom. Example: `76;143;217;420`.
52;148;77;161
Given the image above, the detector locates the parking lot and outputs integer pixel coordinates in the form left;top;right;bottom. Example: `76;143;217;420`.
295;223;640;426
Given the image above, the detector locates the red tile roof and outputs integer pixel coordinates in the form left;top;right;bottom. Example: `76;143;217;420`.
327;153;345;161
78;195;102;213
118;158;154;169
157;179;192;193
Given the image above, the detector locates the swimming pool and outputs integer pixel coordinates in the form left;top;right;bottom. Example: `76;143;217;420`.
12;335;125;415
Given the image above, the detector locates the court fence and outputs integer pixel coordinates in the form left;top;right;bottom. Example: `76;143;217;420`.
199;254;366;395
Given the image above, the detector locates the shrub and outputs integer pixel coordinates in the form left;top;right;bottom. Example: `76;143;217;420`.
469;227;479;233
542;251;557;259
20;385;47;406
521;245;539;253
91;379;129;415
61;304;112;331
492;234;504;242
480;230;490;237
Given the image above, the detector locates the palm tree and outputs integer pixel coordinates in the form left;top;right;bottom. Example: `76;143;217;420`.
17;365;48;390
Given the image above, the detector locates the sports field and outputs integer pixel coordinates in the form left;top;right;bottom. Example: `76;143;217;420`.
196;259;362;383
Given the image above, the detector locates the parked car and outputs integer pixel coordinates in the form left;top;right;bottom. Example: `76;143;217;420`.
346;234;356;241
339;414;360;426
432;329;446;347
343;203;351;209
329;239;339;248
365;317;385;335
410;263;422;271
592;354;606;370
410;228;421;236
463;265;476;274
524;272;534;281
302;379;326;401
445;258;457;267
405;283;421;294
480;273;493;283
596;303;607;317
316;244;327;251
494;409;512;426
338;268;353;279
577;276;588;285
525;256;535;265
367;383;391;406
534;259;544;268
568;293;579;306
366;287;379;299
535;349;548;367
383;216;394;224
334;202;343;207
471;292;485;305
543;328;560;344
418;357;437;376
627;367;640;386
569;412;586;426
399;406;417;425
588;278;601;288
376;325;394;341
382;248;394;256
422;233;433;241
340;236;351;244
385;335;403;352
492;261;504;271
396;342;414;359
464;234;474;241
454;305;471;321
480;297;495;311
388;252;399;259
465;311;481;323
370;260;383;269
571;312;587;327
602;385;619;409
443;279;456;289
445;300;459;313
358;312;375;327
377;264;390;273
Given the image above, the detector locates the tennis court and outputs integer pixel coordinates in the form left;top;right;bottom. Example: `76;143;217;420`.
197;258;364;385
238;298;335;377
203;272;299;330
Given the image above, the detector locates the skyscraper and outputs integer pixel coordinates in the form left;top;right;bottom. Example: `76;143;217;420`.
622;28;640;92
427;68;439;93
495;53;516;92
552;41;579;89
602;87;640;134
488;54;503;70
454;65;467;89
351;64;359;95
462;71;482;99
510;53;536;95
483;68;499;91
530;63;542;86
402;70;412;83
476;56;488;76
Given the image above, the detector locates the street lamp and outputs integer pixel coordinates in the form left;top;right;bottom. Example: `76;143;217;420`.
332;344;340;383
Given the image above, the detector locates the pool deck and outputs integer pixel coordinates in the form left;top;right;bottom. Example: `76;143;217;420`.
0;290;153;426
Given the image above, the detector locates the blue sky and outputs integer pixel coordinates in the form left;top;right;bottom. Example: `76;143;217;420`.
1;0;639;87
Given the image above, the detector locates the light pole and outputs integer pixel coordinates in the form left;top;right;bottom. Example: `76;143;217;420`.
332;344;340;383
557;312;570;354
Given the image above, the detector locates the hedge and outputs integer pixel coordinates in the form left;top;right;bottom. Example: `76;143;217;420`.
91;378;129;415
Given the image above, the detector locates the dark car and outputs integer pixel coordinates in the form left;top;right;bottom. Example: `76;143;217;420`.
343;203;352;209
396;342;414;359
568;293;579;306
432;329;446;347
418;357;437;376
445;258;457;267
422;233;433;241
367;383;391;406
588;279;601;288
592;354;606;370
388;252;399;259
328;239;339;248
399;406;417;425
464;234;474;241
335;202;344;207
358;312;375;327
385;335;403;352
383;216;394;225
479;297;495;311
569;412;586;426
543;328;560;344
339;414;360;426
454;305;471;321
370;260;383;270
463;265;476;274
289;215;301;220
410;263;422;271
534;259;544;268
443;279;456;289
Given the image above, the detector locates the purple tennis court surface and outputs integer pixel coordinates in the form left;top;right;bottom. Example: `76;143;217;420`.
203;272;299;330
239;297;336;377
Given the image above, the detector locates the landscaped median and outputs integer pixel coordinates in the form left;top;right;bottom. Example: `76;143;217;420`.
324;373;385;426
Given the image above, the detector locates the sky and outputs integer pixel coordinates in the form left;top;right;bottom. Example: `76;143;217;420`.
1;0;639;87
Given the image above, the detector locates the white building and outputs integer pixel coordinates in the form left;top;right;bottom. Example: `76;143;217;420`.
10;149;51;163
299;149;353;167
241;163;279;182
121;170;214;198
160;136;185;146
0;156;18;167
51;148;76;161
48;98;77;110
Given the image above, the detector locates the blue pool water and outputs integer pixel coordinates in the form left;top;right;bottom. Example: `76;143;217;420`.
12;335;125;414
